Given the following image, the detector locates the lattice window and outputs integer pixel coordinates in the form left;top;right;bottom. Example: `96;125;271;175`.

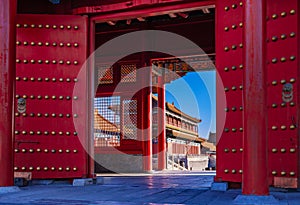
97;64;113;84
120;64;136;83
94;96;120;147
122;99;137;140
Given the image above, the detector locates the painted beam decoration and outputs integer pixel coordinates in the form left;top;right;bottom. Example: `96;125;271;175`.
152;54;215;72
151;54;215;83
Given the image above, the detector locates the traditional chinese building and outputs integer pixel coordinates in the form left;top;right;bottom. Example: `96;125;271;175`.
152;96;206;171
94;95;206;172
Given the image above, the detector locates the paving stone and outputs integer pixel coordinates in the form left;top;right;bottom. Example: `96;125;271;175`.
233;195;286;205
0;186;20;194
211;182;228;191
72;178;93;186
0;173;299;205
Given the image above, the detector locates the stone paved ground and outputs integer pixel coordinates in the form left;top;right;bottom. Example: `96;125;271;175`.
0;171;299;205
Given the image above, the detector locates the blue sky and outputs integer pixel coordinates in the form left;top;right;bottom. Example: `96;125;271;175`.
165;71;216;139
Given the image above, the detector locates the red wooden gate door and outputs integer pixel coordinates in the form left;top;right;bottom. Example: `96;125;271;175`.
216;0;300;188
266;0;299;188
216;0;244;183
14;14;90;179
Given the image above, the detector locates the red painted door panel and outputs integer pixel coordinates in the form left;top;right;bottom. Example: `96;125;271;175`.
14;14;89;179
216;0;299;188
266;1;299;188
216;0;244;183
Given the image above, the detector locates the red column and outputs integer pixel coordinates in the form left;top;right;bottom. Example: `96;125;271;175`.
142;87;152;172
141;64;152;172
243;0;268;195
0;0;17;186
157;76;166;170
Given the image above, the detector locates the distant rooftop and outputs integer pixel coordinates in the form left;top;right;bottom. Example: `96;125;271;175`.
152;95;201;123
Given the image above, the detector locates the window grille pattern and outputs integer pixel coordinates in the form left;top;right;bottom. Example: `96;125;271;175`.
94;96;120;147
120;64;136;83
122;99;137;140
97;64;113;84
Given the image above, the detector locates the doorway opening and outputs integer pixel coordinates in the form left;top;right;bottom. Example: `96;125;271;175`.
92;7;216;173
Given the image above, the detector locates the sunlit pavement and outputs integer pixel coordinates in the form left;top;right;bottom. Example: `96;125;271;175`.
0;171;299;205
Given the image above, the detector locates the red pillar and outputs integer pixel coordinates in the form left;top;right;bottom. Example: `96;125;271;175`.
141;64;152;172
243;0;268;195
0;0;17;186
142;87;152;172
157;76;166;170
